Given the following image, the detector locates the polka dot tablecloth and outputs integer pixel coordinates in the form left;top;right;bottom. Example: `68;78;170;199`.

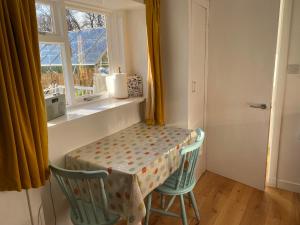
65;122;195;225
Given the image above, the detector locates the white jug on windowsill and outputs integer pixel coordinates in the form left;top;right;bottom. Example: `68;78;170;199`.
105;71;128;99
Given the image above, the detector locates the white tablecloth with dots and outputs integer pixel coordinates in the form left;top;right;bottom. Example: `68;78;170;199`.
65;122;194;225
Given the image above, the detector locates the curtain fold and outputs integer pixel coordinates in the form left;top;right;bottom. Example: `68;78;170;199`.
145;0;165;125
0;0;49;191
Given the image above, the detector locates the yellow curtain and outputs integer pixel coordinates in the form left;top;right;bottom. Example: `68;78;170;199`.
0;0;49;191
145;0;165;125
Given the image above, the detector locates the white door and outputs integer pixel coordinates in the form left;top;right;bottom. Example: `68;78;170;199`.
207;0;280;190
188;0;209;180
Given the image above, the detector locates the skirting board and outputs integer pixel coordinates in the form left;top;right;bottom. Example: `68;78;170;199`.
277;179;300;193
266;176;277;187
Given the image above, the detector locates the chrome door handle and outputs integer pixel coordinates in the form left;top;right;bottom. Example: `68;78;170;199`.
248;103;267;109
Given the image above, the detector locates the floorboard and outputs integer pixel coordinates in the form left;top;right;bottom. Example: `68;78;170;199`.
116;171;300;225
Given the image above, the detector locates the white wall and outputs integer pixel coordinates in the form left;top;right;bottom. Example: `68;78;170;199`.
124;8;148;96
276;0;300;193
0;191;35;225
160;0;189;128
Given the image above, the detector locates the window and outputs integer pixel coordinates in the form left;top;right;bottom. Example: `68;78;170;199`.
66;8;109;96
39;43;65;96
36;1;111;104
35;3;54;33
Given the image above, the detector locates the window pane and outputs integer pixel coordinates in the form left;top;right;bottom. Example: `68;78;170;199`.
66;8;109;97
39;43;66;97
35;3;54;33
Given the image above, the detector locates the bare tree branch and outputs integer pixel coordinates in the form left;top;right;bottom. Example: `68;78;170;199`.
66;9;81;31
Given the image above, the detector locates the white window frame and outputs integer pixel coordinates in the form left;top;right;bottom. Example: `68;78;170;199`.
36;0;116;106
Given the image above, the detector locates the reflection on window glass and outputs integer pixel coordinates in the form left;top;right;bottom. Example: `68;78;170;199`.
39;43;65;97
66;8;110;97
35;3;54;33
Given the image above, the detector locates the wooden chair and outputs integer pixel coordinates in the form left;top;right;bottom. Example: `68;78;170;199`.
49;165;120;225
144;128;205;225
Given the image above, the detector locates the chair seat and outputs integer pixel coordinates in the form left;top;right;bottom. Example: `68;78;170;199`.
155;170;196;195
71;200;120;225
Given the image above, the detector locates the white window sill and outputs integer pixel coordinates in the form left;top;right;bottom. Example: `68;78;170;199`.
47;97;145;129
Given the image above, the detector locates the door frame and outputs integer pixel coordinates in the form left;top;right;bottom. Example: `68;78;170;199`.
188;0;209;178
267;0;293;187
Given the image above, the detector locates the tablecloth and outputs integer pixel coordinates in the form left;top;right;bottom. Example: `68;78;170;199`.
65;122;194;225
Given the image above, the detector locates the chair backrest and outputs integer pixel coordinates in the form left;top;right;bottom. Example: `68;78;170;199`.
175;128;205;190
49;165;110;225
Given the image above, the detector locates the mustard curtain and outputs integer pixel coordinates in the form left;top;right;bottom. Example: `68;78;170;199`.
145;0;165;125
0;0;49;191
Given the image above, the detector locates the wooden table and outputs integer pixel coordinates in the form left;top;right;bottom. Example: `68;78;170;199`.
65;122;194;225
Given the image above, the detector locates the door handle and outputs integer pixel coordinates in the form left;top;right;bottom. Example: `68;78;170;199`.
248;103;267;109
192;81;196;93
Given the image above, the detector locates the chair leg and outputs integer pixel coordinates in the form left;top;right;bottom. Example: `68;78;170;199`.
189;191;200;222
144;193;152;225
179;194;188;225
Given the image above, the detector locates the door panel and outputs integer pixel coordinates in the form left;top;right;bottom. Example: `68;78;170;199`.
207;0;280;190
189;0;209;181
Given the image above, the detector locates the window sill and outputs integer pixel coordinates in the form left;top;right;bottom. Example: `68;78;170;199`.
47;97;145;129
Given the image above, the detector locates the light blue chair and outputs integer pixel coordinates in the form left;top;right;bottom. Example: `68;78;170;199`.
144;128;205;225
49;165;120;225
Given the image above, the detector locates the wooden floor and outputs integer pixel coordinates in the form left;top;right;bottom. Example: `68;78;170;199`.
118;171;300;225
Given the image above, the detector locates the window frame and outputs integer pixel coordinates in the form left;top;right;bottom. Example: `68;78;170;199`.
36;0;64;42
36;0;114;106
64;4;113;103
